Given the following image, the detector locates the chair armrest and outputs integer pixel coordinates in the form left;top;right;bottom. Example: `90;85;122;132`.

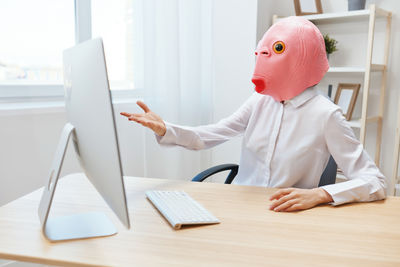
191;164;239;184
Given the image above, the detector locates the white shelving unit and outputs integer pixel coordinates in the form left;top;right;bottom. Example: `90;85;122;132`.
273;4;392;184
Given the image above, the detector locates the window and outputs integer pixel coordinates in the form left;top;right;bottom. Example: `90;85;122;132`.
0;0;75;85
0;0;140;99
92;0;141;90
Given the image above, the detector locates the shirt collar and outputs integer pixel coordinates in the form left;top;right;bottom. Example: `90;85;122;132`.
286;86;318;108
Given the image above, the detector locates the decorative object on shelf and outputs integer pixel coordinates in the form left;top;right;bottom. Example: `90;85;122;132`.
324;34;338;59
334;83;360;121
294;0;323;16
348;0;366;11
328;84;333;99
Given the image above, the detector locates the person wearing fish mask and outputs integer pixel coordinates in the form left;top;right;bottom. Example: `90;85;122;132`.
121;16;386;212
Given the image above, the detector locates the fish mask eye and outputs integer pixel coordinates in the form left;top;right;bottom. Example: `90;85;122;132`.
273;41;285;54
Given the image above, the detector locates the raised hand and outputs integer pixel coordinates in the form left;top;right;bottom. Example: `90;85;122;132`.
120;101;166;136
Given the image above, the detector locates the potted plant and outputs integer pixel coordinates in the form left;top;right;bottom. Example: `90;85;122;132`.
324;34;338;59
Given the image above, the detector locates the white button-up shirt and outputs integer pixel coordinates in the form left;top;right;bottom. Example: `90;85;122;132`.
157;87;386;205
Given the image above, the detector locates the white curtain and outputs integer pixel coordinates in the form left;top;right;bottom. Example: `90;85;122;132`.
132;0;214;180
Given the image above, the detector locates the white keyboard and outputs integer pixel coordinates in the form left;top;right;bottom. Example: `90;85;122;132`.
145;190;220;229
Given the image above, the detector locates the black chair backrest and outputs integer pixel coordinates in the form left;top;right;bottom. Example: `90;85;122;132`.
192;156;337;186
192;164;239;184
318;156;337;187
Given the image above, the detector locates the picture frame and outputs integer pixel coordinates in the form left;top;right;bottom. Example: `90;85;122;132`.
334;83;361;121
294;0;323;16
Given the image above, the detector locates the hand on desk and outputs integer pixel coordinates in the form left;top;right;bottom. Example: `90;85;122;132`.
121;101;167;136
269;188;333;212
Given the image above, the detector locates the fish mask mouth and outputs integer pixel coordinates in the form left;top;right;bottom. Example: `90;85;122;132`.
251;76;267;94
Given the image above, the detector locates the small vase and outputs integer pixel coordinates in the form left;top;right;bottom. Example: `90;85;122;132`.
348;0;366;11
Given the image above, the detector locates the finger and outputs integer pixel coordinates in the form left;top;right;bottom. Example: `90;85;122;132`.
131;117;152;128
269;188;294;201
273;199;298;212
125;114;144;122
284;203;304;212
129;116;145;123
269;193;296;210
128;117;140;123
129;113;145;119
120;112;132;117
137;101;150;113
128;116;147;124
131;119;149;128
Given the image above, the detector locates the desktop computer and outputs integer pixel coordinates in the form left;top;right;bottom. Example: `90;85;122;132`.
38;38;219;239
38;38;130;241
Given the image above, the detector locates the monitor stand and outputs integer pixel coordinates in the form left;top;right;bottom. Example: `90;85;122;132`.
38;123;117;242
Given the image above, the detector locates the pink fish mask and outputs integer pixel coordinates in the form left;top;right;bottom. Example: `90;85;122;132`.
252;16;329;102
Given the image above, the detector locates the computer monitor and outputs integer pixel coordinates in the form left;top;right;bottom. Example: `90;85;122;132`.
38;38;130;241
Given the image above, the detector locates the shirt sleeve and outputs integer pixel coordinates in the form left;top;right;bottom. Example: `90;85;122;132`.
155;93;257;150
321;110;387;206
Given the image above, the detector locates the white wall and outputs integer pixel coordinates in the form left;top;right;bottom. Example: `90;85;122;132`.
0;102;147;206
0;108;78;206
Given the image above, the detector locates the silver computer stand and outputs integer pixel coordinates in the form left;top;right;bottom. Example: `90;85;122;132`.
38;123;117;242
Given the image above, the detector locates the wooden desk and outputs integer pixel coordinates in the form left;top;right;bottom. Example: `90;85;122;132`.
0;173;399;266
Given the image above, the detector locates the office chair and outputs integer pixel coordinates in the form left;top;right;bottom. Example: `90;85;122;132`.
192;156;337;187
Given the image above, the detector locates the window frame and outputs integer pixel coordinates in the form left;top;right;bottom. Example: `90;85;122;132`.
0;0;137;101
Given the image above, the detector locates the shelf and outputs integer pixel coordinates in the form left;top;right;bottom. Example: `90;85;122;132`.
274;6;390;24
328;67;365;73
347;119;361;128
327;64;385;73
301;9;370;22
371;64;386;71
336;173;347;182
366;116;382;124
345;117;381;128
